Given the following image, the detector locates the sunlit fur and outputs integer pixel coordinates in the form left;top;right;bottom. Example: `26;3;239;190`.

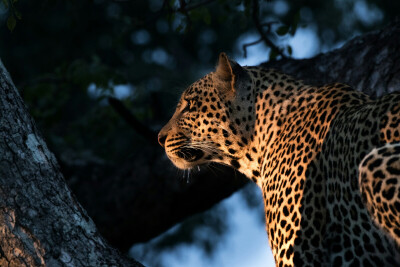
159;53;400;266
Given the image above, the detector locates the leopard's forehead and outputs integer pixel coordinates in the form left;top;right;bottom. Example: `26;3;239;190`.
183;73;214;99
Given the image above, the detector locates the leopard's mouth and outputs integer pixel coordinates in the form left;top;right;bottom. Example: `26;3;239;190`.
165;145;205;169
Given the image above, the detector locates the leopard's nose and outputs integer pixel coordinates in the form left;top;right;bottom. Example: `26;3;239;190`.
158;132;167;148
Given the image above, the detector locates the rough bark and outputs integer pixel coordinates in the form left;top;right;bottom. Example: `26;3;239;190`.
64;18;400;251
0;60;143;266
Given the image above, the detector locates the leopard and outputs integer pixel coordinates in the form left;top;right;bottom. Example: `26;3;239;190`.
158;53;400;266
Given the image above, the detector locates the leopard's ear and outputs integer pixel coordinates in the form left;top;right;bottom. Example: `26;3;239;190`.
215;52;234;83
214;52;249;96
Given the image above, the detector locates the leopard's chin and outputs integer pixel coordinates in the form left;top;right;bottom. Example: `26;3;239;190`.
167;148;205;170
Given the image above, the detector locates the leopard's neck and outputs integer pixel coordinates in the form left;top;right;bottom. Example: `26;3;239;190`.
234;71;313;186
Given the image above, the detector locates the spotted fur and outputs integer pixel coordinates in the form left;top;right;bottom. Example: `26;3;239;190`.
359;143;400;248
158;53;400;266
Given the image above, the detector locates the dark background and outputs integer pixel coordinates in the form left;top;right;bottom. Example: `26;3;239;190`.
1;0;399;266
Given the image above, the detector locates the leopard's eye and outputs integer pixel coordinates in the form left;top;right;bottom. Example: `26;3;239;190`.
181;101;190;113
189;99;196;110
182;99;196;113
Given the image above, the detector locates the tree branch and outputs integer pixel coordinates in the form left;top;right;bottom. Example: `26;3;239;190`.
242;38;263;58
262;17;400;97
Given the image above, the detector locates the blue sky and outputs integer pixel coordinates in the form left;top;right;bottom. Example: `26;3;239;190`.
159;184;273;267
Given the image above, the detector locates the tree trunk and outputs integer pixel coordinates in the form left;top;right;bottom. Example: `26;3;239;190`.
68;18;400;250
0;60;143;266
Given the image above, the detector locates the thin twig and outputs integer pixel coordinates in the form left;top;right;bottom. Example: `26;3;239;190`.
178;0;192;31
138;0;169;27
138;0;217;27
178;0;186;10
260;21;279;31
251;0;286;59
242;38;263;58
181;0;217;12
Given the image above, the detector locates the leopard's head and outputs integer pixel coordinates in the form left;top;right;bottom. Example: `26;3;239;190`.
158;53;255;170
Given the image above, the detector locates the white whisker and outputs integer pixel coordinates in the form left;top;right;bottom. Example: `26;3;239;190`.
186;168;191;183
206;164;218;177
182;141;220;154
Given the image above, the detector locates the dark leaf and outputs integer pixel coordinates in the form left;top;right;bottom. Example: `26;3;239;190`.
14;9;22;20
269;49;278;60
175;23;184;33
290;10;300;36
2;0;8;8
203;9;211;25
7;15;16;32
276;25;289;36
286;45;292;55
